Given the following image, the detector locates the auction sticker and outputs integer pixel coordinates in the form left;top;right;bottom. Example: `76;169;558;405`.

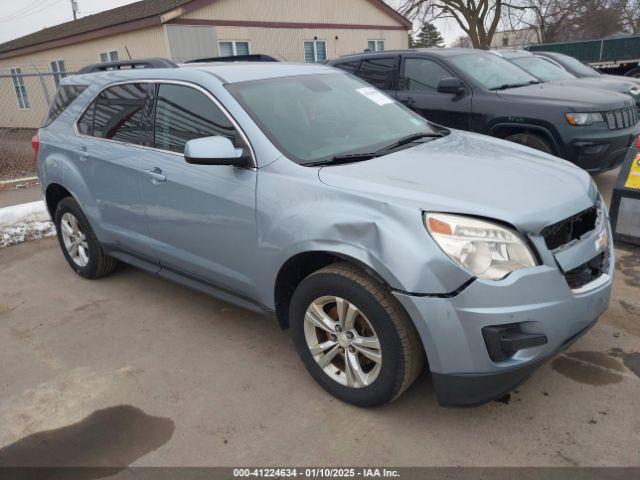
625;153;640;189
356;87;394;106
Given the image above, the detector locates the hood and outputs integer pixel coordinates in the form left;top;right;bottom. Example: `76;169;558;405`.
551;77;640;101
318;131;597;234
603;73;640;88
495;82;633;110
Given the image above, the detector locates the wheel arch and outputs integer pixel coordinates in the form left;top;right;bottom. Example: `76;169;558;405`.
488;122;560;154
273;250;391;330
45;183;74;218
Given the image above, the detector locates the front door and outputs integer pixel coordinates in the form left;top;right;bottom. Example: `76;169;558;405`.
395;57;472;129
139;83;258;297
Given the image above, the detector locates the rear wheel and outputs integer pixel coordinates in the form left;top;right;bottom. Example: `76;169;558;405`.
54;197;118;279
504;132;553;154
290;263;424;407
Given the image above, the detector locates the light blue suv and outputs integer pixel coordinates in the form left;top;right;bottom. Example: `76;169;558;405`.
35;59;615;407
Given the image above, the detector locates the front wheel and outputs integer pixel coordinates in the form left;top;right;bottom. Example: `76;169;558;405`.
290;263;424;407
503;132;553;154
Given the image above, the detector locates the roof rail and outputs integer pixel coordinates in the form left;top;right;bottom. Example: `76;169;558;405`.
78;58;179;74
186;54;279;63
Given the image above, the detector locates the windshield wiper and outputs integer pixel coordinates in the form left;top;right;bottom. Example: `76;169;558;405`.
491;80;540;91
305;131;444;167
305;152;379;167
376;132;444;153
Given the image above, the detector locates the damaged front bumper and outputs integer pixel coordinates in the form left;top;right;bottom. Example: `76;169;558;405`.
393;220;614;407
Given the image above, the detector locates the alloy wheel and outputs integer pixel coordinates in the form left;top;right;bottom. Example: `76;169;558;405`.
303;296;382;388
60;212;90;267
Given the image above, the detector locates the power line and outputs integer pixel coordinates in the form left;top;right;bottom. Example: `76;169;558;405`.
0;0;66;23
0;0;49;21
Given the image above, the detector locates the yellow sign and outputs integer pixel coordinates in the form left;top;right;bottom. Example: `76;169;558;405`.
626;153;640;189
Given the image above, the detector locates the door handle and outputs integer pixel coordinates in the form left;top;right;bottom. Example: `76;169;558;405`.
401;97;416;106
144;167;166;183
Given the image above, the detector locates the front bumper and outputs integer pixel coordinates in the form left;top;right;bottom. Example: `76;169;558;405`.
560;125;639;173
394;221;614;407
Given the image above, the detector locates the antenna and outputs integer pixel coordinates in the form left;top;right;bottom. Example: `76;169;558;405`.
70;0;78;20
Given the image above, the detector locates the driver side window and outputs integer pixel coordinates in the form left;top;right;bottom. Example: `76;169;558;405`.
402;58;451;92
154;84;238;154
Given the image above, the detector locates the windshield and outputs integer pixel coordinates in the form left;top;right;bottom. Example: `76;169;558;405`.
449;53;538;90
227;73;435;165
554;54;601;77
511;56;575;81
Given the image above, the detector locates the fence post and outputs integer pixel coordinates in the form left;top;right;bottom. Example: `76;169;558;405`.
37;72;51;106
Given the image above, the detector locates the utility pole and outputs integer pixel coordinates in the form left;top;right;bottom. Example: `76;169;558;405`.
70;0;78;20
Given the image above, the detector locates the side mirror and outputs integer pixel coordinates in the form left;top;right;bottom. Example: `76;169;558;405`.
184;136;251;167
437;77;465;94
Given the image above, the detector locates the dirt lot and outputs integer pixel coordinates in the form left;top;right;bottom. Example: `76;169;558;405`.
0;170;638;468
0;128;37;182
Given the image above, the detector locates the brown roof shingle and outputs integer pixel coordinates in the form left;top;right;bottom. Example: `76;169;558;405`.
0;0;411;58
0;0;194;54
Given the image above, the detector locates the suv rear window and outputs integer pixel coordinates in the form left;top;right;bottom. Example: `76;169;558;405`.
43;85;87;127
357;58;397;90
333;61;359;74
77;83;149;144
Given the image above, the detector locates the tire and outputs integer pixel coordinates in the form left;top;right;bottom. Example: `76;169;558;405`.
503;132;553;154
54;197;118;279
290;262;424;407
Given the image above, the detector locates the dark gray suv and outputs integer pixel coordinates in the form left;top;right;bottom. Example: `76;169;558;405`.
330;48;640;173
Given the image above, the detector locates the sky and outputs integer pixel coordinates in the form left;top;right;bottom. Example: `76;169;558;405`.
0;0;465;46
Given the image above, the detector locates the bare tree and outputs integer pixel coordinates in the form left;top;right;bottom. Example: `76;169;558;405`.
398;0;507;49
619;0;640;33
451;34;473;46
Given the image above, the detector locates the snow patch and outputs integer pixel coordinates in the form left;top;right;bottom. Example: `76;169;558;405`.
0;201;55;248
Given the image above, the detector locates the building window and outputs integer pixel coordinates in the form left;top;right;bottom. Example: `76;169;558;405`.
502;36;509;47
99;50;119;63
304;40;326;63
368;40;385;52
50;60;66;86
10;67;29;110
219;41;250;57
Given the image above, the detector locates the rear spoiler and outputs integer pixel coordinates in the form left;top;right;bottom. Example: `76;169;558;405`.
78;58;179;74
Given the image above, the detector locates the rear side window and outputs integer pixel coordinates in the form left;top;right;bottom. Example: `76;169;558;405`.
43;85;86;127
154;84;237;154
357;57;397;90
77;83;149;144
334;61;359;74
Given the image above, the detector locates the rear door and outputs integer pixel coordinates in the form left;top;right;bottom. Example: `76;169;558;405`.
355;56;400;95
138;82;258;297
75;82;155;259
395;56;472;129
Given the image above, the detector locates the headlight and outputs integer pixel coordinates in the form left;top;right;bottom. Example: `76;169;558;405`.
424;213;537;280
565;112;604;126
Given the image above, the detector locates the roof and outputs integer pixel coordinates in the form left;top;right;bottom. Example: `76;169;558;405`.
491;49;533;59
66;61;338;86
0;0;192;55
334;47;484;61
0;0;412;59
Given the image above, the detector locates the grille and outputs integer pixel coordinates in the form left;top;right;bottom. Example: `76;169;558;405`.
541;204;598;250
603;105;639;130
564;250;609;290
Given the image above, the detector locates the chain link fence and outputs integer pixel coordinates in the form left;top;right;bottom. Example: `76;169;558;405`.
0;70;64;189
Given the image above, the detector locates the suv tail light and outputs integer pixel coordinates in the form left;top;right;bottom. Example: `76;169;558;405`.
31;133;40;163
636;136;640;149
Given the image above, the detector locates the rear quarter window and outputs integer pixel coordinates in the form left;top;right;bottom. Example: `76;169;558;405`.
42;85;87;127
357;57;397;90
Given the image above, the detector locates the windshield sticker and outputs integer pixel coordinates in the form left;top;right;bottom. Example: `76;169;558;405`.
356;87;394;106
